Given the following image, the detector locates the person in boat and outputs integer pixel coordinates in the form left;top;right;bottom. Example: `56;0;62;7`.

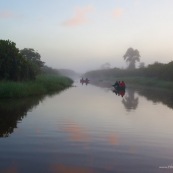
85;78;89;83
118;81;121;87
113;81;119;89
80;78;86;85
80;78;83;83
120;81;126;90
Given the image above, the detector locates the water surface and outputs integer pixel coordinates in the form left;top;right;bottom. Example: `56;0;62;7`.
0;81;173;173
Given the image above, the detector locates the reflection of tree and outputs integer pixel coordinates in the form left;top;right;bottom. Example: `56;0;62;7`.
137;88;173;109
0;96;43;137
122;88;139;111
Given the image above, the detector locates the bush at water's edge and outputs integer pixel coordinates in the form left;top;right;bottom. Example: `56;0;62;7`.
0;75;73;98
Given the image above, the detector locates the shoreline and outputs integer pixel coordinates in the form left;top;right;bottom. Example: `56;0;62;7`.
89;77;173;92
0;75;73;98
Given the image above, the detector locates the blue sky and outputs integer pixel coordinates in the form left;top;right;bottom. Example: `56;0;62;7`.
1;0;173;72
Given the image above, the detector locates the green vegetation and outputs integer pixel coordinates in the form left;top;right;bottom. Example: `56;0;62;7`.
0;75;73;98
0;40;44;81
20;48;45;80
111;77;173;90
84;61;173;90
0;39;73;98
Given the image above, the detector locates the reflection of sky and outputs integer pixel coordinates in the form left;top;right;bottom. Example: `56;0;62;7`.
1;84;173;172
51;164;94;173
35;84;173;150
128;94;173;139
0;164;18;173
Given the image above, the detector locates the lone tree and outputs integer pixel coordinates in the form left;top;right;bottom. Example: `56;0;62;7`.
123;48;140;69
101;62;111;69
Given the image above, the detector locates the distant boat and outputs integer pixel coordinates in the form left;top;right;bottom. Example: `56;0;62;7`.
80;78;89;84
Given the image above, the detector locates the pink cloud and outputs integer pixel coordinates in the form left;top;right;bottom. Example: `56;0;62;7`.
0;10;15;19
112;8;124;19
62;5;94;27
51;164;94;173
63;122;89;143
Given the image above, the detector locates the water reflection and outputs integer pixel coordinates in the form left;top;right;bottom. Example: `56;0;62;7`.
122;88;139;111
136;88;173;110
0;163;18;173
0;84;173;173
63;122;89;143
112;88;125;97
112;86;173;112
51;164;95;173
0;96;44;137
121;87;173;111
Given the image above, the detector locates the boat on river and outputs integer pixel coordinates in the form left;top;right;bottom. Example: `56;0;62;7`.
112;85;125;91
80;78;89;84
112;87;125;97
112;82;126;97
112;81;126;91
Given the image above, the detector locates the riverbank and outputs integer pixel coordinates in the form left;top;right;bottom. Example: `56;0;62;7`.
0;75;73;98
121;77;173;90
89;76;173;91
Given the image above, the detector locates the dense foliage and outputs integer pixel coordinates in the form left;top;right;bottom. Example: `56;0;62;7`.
0;40;44;81
85;61;173;81
0;40;23;81
41;65;60;75
20;48;44;79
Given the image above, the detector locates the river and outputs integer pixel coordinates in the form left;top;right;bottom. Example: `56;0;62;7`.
0;80;173;173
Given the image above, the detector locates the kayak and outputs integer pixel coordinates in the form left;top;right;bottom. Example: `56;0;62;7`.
112;85;125;90
80;79;89;83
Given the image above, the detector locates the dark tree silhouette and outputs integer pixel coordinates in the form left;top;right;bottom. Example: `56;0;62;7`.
123;48;140;69
101;62;111;69
0;40;21;80
0;40;43;81
0;96;43;137
20;48;44;78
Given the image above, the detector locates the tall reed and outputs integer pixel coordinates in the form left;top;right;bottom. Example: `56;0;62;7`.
0;75;73;98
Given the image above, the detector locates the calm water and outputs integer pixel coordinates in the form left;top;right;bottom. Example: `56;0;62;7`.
0;81;173;173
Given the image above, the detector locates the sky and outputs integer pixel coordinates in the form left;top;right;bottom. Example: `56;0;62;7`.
1;0;173;73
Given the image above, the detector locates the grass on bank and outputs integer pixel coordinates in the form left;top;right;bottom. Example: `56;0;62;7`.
106;76;173;90
117;77;173;90
0;75;73;98
91;76;173;91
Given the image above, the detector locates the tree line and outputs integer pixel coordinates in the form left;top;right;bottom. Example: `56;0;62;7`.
85;47;173;81
121;47;173;80
123;61;173;81
85;61;173;81
0;39;58;81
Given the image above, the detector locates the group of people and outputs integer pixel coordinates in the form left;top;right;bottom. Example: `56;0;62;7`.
113;81;126;90
80;78;89;85
112;81;126;97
